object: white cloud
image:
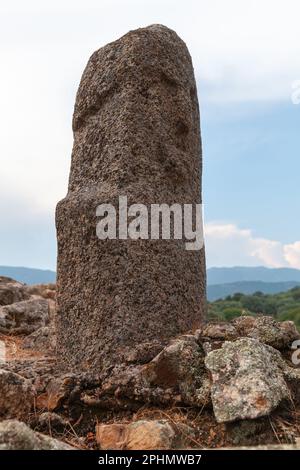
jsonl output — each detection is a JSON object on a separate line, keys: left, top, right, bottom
{"left": 284, "top": 242, "right": 300, "bottom": 269}
{"left": 0, "top": 1, "right": 299, "bottom": 268}
{"left": 0, "top": 0, "right": 299, "bottom": 213}
{"left": 205, "top": 222, "right": 300, "bottom": 269}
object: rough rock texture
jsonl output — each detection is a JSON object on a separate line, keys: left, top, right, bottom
{"left": 80, "top": 334, "right": 210, "bottom": 408}
{"left": 23, "top": 325, "right": 56, "bottom": 354}
{"left": 56, "top": 25, "right": 206, "bottom": 374}
{"left": 0, "top": 298, "right": 49, "bottom": 335}
{"left": 0, "top": 369, "right": 34, "bottom": 419}
{"left": 232, "top": 315, "right": 300, "bottom": 350}
{"left": 96, "top": 420, "right": 176, "bottom": 450}
{"left": 140, "top": 335, "right": 210, "bottom": 406}
{"left": 126, "top": 420, "right": 175, "bottom": 450}
{"left": 1, "top": 358, "right": 57, "bottom": 396}
{"left": 0, "top": 420, "right": 74, "bottom": 450}
{"left": 0, "top": 277, "right": 29, "bottom": 306}
{"left": 35, "top": 374, "right": 80, "bottom": 411}
{"left": 96, "top": 423, "right": 127, "bottom": 450}
{"left": 205, "top": 338, "right": 290, "bottom": 423}
{"left": 200, "top": 322, "right": 238, "bottom": 341}
{"left": 198, "top": 316, "right": 300, "bottom": 353}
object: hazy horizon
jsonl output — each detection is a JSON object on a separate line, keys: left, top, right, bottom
{"left": 1, "top": 0, "right": 299, "bottom": 270}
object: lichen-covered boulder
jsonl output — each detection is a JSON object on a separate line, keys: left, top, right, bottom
{"left": 141, "top": 335, "right": 210, "bottom": 406}
{"left": 205, "top": 338, "right": 289, "bottom": 423}
{"left": 232, "top": 315, "right": 299, "bottom": 350}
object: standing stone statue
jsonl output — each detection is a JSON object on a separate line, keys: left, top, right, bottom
{"left": 56, "top": 25, "right": 206, "bottom": 375}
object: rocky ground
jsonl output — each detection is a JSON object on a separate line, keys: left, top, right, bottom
{"left": 1, "top": 275, "right": 300, "bottom": 450}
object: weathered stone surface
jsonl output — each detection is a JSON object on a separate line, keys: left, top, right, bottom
{"left": 96, "top": 423, "right": 127, "bottom": 450}
{"left": 1, "top": 358, "right": 56, "bottom": 396}
{"left": 200, "top": 322, "right": 238, "bottom": 341}
{"left": 0, "top": 369, "right": 34, "bottom": 419}
{"left": 232, "top": 315, "right": 300, "bottom": 349}
{"left": 36, "top": 374, "right": 79, "bottom": 411}
{"left": 82, "top": 334, "right": 210, "bottom": 409}
{"left": 96, "top": 420, "right": 176, "bottom": 450}
{"left": 56, "top": 24, "right": 206, "bottom": 374}
{"left": 205, "top": 338, "right": 289, "bottom": 423}
{"left": 0, "top": 298, "right": 49, "bottom": 335}
{"left": 0, "top": 420, "right": 74, "bottom": 450}
{"left": 23, "top": 325, "right": 56, "bottom": 354}
{"left": 0, "top": 277, "right": 29, "bottom": 306}
{"left": 140, "top": 335, "right": 210, "bottom": 406}
{"left": 126, "top": 420, "right": 175, "bottom": 450}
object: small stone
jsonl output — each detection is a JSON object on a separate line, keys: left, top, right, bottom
{"left": 0, "top": 369, "right": 34, "bottom": 419}
{"left": 205, "top": 338, "right": 289, "bottom": 423}
{"left": 36, "top": 374, "right": 78, "bottom": 411}
{"left": 126, "top": 420, "right": 175, "bottom": 450}
{"left": 96, "top": 423, "right": 127, "bottom": 450}
{"left": 96, "top": 420, "right": 176, "bottom": 450}
{"left": 0, "top": 420, "right": 74, "bottom": 450}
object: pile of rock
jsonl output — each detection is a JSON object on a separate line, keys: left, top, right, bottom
{"left": 1, "top": 275, "right": 300, "bottom": 450}
{"left": 0, "top": 276, "right": 56, "bottom": 353}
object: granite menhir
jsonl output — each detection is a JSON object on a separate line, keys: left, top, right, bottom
{"left": 56, "top": 25, "right": 206, "bottom": 375}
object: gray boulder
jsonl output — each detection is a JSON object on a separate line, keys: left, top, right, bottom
{"left": 0, "top": 420, "right": 74, "bottom": 450}
{"left": 232, "top": 315, "right": 299, "bottom": 350}
{"left": 0, "top": 277, "right": 29, "bottom": 306}
{"left": 205, "top": 338, "right": 289, "bottom": 423}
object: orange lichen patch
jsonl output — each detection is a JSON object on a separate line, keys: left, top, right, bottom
{"left": 256, "top": 396, "right": 268, "bottom": 409}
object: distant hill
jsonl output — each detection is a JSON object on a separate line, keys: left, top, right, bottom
{"left": 0, "top": 266, "right": 56, "bottom": 285}
{"left": 1, "top": 265, "right": 300, "bottom": 296}
{"left": 207, "top": 266, "right": 300, "bottom": 285}
{"left": 207, "top": 280, "right": 300, "bottom": 301}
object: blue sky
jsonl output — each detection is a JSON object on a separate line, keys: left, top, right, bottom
{"left": 202, "top": 100, "right": 300, "bottom": 242}
{"left": 0, "top": 0, "right": 299, "bottom": 270}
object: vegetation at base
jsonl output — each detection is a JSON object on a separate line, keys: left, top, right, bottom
{"left": 208, "top": 286, "right": 300, "bottom": 329}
